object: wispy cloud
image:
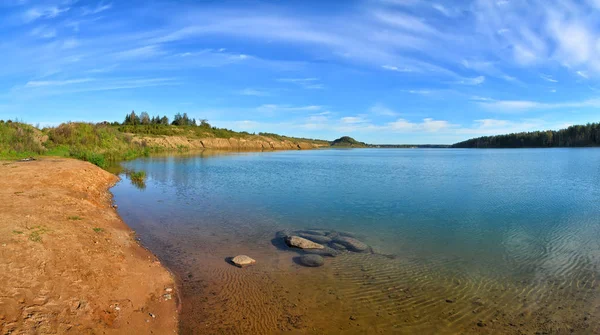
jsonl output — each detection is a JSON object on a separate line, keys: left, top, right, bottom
{"left": 81, "top": 2, "right": 112, "bottom": 16}
{"left": 540, "top": 74, "right": 558, "bottom": 83}
{"left": 277, "top": 78, "right": 324, "bottom": 89}
{"left": 369, "top": 104, "right": 398, "bottom": 117}
{"left": 114, "top": 45, "right": 164, "bottom": 59}
{"left": 381, "top": 65, "right": 412, "bottom": 72}
{"left": 23, "top": 5, "right": 70, "bottom": 22}
{"left": 476, "top": 97, "right": 600, "bottom": 112}
{"left": 25, "top": 78, "right": 94, "bottom": 87}
{"left": 456, "top": 76, "right": 485, "bottom": 85}
{"left": 257, "top": 104, "right": 322, "bottom": 112}
{"left": 30, "top": 25, "right": 56, "bottom": 39}
{"left": 238, "top": 88, "right": 271, "bottom": 96}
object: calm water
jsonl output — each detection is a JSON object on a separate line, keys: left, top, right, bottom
{"left": 112, "top": 149, "right": 600, "bottom": 334}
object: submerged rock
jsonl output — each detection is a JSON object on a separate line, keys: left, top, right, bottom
{"left": 297, "top": 233, "right": 332, "bottom": 244}
{"left": 329, "top": 242, "right": 347, "bottom": 251}
{"left": 302, "top": 246, "right": 340, "bottom": 257}
{"left": 297, "top": 255, "right": 324, "bottom": 267}
{"left": 231, "top": 255, "right": 256, "bottom": 268}
{"left": 337, "top": 231, "right": 357, "bottom": 238}
{"left": 285, "top": 236, "right": 324, "bottom": 249}
{"left": 298, "top": 229, "right": 328, "bottom": 236}
{"left": 275, "top": 229, "right": 293, "bottom": 239}
{"left": 332, "top": 236, "right": 369, "bottom": 252}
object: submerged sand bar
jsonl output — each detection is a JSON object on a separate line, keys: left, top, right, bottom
{"left": 0, "top": 158, "right": 178, "bottom": 334}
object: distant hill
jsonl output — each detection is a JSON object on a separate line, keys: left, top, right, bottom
{"left": 330, "top": 136, "right": 369, "bottom": 148}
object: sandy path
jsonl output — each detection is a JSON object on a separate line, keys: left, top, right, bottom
{"left": 0, "top": 158, "right": 178, "bottom": 334}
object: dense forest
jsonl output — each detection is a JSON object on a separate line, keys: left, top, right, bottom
{"left": 452, "top": 122, "right": 600, "bottom": 148}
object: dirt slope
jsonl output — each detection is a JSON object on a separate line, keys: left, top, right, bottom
{"left": 0, "top": 158, "right": 178, "bottom": 334}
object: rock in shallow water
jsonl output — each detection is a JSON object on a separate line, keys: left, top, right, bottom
{"left": 297, "top": 233, "right": 332, "bottom": 244}
{"left": 298, "top": 229, "right": 328, "bottom": 236}
{"left": 302, "top": 246, "right": 340, "bottom": 257}
{"left": 332, "top": 236, "right": 369, "bottom": 252}
{"left": 329, "top": 242, "right": 347, "bottom": 251}
{"left": 297, "top": 255, "right": 325, "bottom": 267}
{"left": 275, "top": 229, "right": 293, "bottom": 239}
{"left": 231, "top": 255, "right": 256, "bottom": 268}
{"left": 285, "top": 236, "right": 324, "bottom": 249}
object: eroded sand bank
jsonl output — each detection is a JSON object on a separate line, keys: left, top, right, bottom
{"left": 0, "top": 158, "right": 178, "bottom": 334}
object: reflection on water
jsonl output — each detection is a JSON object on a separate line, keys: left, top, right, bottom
{"left": 111, "top": 148, "right": 600, "bottom": 334}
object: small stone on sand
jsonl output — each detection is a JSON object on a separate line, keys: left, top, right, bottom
{"left": 231, "top": 255, "right": 256, "bottom": 268}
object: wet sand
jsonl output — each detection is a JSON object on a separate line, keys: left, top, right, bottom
{"left": 0, "top": 158, "right": 178, "bottom": 334}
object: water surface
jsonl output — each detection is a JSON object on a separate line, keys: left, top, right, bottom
{"left": 112, "top": 149, "right": 600, "bottom": 334}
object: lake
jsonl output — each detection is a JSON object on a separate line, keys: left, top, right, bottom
{"left": 111, "top": 148, "right": 600, "bottom": 334}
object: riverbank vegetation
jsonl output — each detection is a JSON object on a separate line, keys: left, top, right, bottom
{"left": 452, "top": 122, "right": 600, "bottom": 148}
{"left": 0, "top": 111, "right": 329, "bottom": 168}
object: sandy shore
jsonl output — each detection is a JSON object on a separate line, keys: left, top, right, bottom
{"left": 0, "top": 158, "right": 178, "bottom": 334}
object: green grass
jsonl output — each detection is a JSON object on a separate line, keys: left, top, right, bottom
{"left": 28, "top": 226, "right": 49, "bottom": 242}
{"left": 0, "top": 121, "right": 46, "bottom": 158}
{"left": 127, "top": 170, "right": 146, "bottom": 182}
{"left": 0, "top": 120, "right": 330, "bottom": 169}
{"left": 93, "top": 227, "right": 104, "bottom": 233}
{"left": 12, "top": 230, "right": 23, "bottom": 234}
{"left": 68, "top": 215, "right": 83, "bottom": 221}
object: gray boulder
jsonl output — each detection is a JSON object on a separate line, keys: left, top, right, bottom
{"left": 297, "top": 233, "right": 332, "bottom": 244}
{"left": 284, "top": 236, "right": 324, "bottom": 249}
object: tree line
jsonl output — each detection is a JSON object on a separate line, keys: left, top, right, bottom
{"left": 452, "top": 122, "right": 600, "bottom": 148}
{"left": 122, "top": 110, "right": 210, "bottom": 127}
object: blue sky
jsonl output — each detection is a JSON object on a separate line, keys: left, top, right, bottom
{"left": 2, "top": 0, "right": 600, "bottom": 144}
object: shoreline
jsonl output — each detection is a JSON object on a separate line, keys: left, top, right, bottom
{"left": 0, "top": 158, "right": 178, "bottom": 334}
